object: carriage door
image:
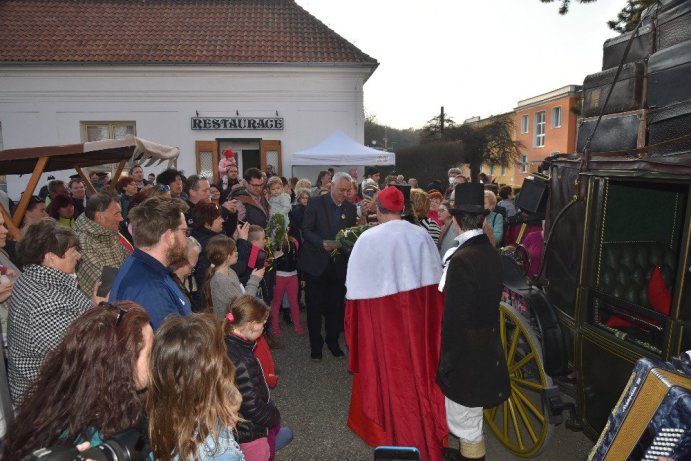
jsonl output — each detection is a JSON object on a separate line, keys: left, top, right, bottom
{"left": 261, "top": 140, "right": 282, "bottom": 176}
{"left": 575, "top": 176, "right": 688, "bottom": 437}
{"left": 195, "top": 140, "right": 219, "bottom": 182}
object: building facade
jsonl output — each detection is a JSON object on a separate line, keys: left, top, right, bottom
{"left": 0, "top": 0, "right": 378, "bottom": 199}
{"left": 513, "top": 85, "right": 582, "bottom": 185}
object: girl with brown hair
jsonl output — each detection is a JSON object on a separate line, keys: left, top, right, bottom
{"left": 225, "top": 295, "right": 292, "bottom": 461}
{"left": 203, "top": 234, "right": 264, "bottom": 321}
{"left": 2, "top": 302, "right": 153, "bottom": 461}
{"left": 147, "top": 313, "right": 244, "bottom": 461}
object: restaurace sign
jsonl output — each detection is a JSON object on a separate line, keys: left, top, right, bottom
{"left": 191, "top": 117, "right": 284, "bottom": 130}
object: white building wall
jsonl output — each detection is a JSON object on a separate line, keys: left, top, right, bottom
{"left": 0, "top": 64, "right": 370, "bottom": 200}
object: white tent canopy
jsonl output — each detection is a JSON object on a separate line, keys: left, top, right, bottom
{"left": 291, "top": 130, "right": 395, "bottom": 181}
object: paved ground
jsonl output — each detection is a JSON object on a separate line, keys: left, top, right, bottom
{"left": 270, "top": 311, "right": 594, "bottom": 461}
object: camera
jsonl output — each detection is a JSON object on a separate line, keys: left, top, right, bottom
{"left": 23, "top": 428, "right": 150, "bottom": 461}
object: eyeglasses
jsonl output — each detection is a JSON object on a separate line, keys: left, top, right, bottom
{"left": 248, "top": 182, "right": 263, "bottom": 188}
{"left": 174, "top": 227, "right": 192, "bottom": 237}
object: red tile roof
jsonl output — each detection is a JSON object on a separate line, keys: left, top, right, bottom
{"left": 0, "top": 0, "right": 378, "bottom": 66}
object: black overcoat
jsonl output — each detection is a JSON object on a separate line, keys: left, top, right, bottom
{"left": 436, "top": 234, "right": 510, "bottom": 407}
{"left": 297, "top": 193, "right": 357, "bottom": 277}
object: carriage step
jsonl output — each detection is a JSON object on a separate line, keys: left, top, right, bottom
{"left": 544, "top": 387, "right": 583, "bottom": 431}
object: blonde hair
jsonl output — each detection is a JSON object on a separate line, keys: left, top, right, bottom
{"left": 410, "top": 189, "right": 431, "bottom": 218}
{"left": 266, "top": 176, "right": 283, "bottom": 190}
{"left": 294, "top": 178, "right": 311, "bottom": 191}
{"left": 484, "top": 190, "right": 497, "bottom": 210}
{"left": 147, "top": 314, "right": 242, "bottom": 461}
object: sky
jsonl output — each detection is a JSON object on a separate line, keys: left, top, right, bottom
{"left": 295, "top": 0, "right": 625, "bottom": 130}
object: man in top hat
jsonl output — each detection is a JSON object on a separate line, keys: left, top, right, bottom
{"left": 437, "top": 183, "right": 509, "bottom": 461}
{"left": 345, "top": 186, "right": 447, "bottom": 461}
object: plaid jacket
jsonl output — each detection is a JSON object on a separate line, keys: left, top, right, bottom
{"left": 74, "top": 213, "right": 130, "bottom": 298}
{"left": 7, "top": 264, "right": 92, "bottom": 404}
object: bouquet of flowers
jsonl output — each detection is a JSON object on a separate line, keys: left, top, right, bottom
{"left": 330, "top": 223, "right": 376, "bottom": 257}
{"left": 265, "top": 213, "right": 287, "bottom": 252}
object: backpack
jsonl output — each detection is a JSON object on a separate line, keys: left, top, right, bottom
{"left": 491, "top": 205, "right": 508, "bottom": 247}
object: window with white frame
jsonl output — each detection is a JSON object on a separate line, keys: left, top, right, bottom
{"left": 489, "top": 164, "right": 495, "bottom": 176}
{"left": 500, "top": 164, "right": 506, "bottom": 176}
{"left": 81, "top": 121, "right": 137, "bottom": 173}
{"left": 534, "top": 111, "right": 546, "bottom": 147}
{"left": 552, "top": 106, "right": 562, "bottom": 128}
{"left": 520, "top": 154, "right": 529, "bottom": 173}
{"left": 81, "top": 121, "right": 136, "bottom": 142}
{"left": 521, "top": 114, "right": 529, "bottom": 134}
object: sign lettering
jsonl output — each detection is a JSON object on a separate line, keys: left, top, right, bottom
{"left": 191, "top": 117, "right": 284, "bottom": 130}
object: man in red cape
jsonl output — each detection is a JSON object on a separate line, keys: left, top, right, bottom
{"left": 345, "top": 186, "right": 447, "bottom": 461}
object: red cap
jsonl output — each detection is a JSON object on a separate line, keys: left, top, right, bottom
{"left": 378, "top": 186, "right": 404, "bottom": 212}
{"left": 223, "top": 148, "right": 235, "bottom": 158}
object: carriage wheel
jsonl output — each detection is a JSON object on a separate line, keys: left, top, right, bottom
{"left": 484, "top": 303, "right": 555, "bottom": 457}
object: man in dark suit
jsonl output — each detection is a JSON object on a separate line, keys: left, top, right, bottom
{"left": 437, "top": 183, "right": 509, "bottom": 461}
{"left": 298, "top": 171, "right": 357, "bottom": 361}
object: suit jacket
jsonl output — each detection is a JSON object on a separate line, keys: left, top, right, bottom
{"left": 297, "top": 193, "right": 357, "bottom": 277}
{"left": 436, "top": 233, "right": 510, "bottom": 407}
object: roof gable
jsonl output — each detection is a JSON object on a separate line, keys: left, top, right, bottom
{"left": 0, "top": 0, "right": 378, "bottom": 65}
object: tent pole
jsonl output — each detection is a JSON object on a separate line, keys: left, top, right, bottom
{"left": 12, "top": 156, "right": 49, "bottom": 229}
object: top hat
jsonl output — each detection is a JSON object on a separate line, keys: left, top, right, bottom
{"left": 449, "top": 183, "right": 489, "bottom": 216}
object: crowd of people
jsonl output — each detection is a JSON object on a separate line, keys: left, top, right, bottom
{"left": 0, "top": 154, "right": 541, "bottom": 461}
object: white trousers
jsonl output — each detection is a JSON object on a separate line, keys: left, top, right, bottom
{"left": 445, "top": 397, "right": 484, "bottom": 443}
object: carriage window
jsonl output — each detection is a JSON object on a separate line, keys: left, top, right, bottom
{"left": 588, "top": 179, "right": 687, "bottom": 354}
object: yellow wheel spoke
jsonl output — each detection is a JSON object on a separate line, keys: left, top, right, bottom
{"left": 502, "top": 399, "right": 509, "bottom": 438}
{"left": 507, "top": 397, "right": 525, "bottom": 450}
{"left": 488, "top": 405, "right": 498, "bottom": 421}
{"left": 506, "top": 325, "right": 521, "bottom": 366}
{"left": 511, "top": 383, "right": 547, "bottom": 424}
{"left": 499, "top": 309, "right": 507, "bottom": 350}
{"left": 513, "top": 377, "right": 545, "bottom": 391}
{"left": 512, "top": 390, "right": 539, "bottom": 443}
{"left": 509, "top": 352, "right": 536, "bottom": 374}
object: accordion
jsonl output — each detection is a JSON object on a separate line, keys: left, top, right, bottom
{"left": 588, "top": 357, "right": 691, "bottom": 461}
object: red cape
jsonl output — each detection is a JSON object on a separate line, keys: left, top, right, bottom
{"left": 345, "top": 285, "right": 447, "bottom": 461}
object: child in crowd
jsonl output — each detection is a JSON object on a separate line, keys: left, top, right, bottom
{"left": 224, "top": 295, "right": 293, "bottom": 461}
{"left": 267, "top": 176, "right": 291, "bottom": 251}
{"left": 203, "top": 234, "right": 265, "bottom": 321}
{"left": 267, "top": 176, "right": 291, "bottom": 222}
{"left": 147, "top": 314, "right": 244, "bottom": 461}
{"left": 270, "top": 232, "right": 303, "bottom": 337}
{"left": 288, "top": 188, "right": 309, "bottom": 243}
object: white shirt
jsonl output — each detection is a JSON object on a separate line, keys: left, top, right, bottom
{"left": 438, "top": 228, "right": 484, "bottom": 292}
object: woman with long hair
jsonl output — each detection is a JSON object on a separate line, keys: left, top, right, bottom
{"left": 2, "top": 302, "right": 153, "bottom": 460}
{"left": 147, "top": 314, "right": 244, "bottom": 461}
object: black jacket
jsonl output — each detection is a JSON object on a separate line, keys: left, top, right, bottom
{"left": 436, "top": 234, "right": 510, "bottom": 407}
{"left": 225, "top": 334, "right": 281, "bottom": 443}
{"left": 297, "top": 193, "right": 357, "bottom": 277}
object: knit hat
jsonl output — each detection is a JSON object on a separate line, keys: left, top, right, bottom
{"left": 223, "top": 148, "right": 235, "bottom": 159}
